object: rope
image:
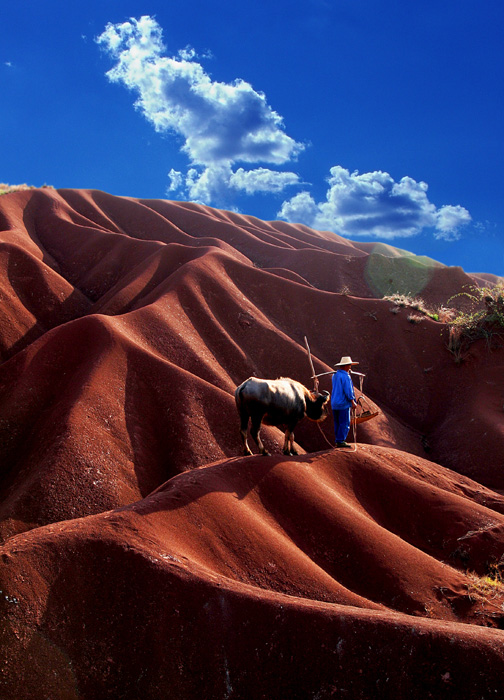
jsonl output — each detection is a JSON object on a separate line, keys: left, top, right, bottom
{"left": 315, "top": 411, "right": 358, "bottom": 452}
{"left": 317, "top": 420, "right": 336, "bottom": 449}
{"left": 349, "top": 410, "right": 358, "bottom": 453}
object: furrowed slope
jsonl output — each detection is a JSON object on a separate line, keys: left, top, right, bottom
{"left": 1, "top": 187, "right": 503, "bottom": 698}
{"left": 2, "top": 449, "right": 504, "bottom": 700}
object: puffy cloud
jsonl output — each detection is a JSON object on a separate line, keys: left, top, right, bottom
{"left": 97, "top": 16, "right": 303, "bottom": 200}
{"left": 435, "top": 205, "right": 472, "bottom": 240}
{"left": 167, "top": 169, "right": 184, "bottom": 192}
{"left": 97, "top": 17, "right": 471, "bottom": 237}
{"left": 167, "top": 164, "right": 300, "bottom": 203}
{"left": 276, "top": 191, "right": 319, "bottom": 226}
{"left": 278, "top": 166, "right": 471, "bottom": 239}
{"left": 185, "top": 166, "right": 233, "bottom": 203}
{"left": 229, "top": 168, "right": 300, "bottom": 194}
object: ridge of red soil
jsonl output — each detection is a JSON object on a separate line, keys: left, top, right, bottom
{"left": 0, "top": 188, "right": 503, "bottom": 698}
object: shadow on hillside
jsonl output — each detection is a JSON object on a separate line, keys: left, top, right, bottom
{"left": 130, "top": 451, "right": 330, "bottom": 517}
{"left": 3, "top": 257, "right": 91, "bottom": 362}
{"left": 1, "top": 201, "right": 92, "bottom": 362}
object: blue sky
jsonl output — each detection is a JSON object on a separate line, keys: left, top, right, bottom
{"left": 2, "top": 1, "right": 503, "bottom": 275}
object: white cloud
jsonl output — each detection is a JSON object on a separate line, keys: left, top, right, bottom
{"left": 278, "top": 166, "right": 471, "bottom": 240}
{"left": 167, "top": 169, "right": 184, "bottom": 192}
{"left": 185, "top": 166, "right": 233, "bottom": 203}
{"left": 276, "top": 191, "right": 319, "bottom": 225}
{"left": 167, "top": 164, "right": 300, "bottom": 202}
{"left": 97, "top": 16, "right": 303, "bottom": 202}
{"left": 435, "top": 205, "right": 472, "bottom": 240}
{"left": 229, "top": 168, "right": 300, "bottom": 194}
{"left": 177, "top": 46, "right": 197, "bottom": 61}
{"left": 97, "top": 16, "right": 471, "bottom": 238}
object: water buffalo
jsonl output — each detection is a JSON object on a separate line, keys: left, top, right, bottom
{"left": 235, "top": 377, "right": 330, "bottom": 456}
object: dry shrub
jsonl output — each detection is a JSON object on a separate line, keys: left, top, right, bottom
{"left": 466, "top": 565, "right": 504, "bottom": 612}
{"left": 407, "top": 313, "right": 424, "bottom": 324}
{"left": 0, "top": 183, "right": 53, "bottom": 195}
{"left": 437, "top": 306, "right": 458, "bottom": 323}
{"left": 446, "top": 284, "right": 504, "bottom": 361}
{"left": 384, "top": 294, "right": 439, "bottom": 321}
{"left": 447, "top": 325, "right": 464, "bottom": 363}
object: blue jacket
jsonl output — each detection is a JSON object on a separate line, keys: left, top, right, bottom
{"left": 331, "top": 370, "right": 356, "bottom": 409}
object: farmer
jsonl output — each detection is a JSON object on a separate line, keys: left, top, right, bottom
{"left": 331, "top": 356, "right": 359, "bottom": 448}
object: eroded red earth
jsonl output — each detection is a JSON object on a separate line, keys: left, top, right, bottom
{"left": 0, "top": 188, "right": 503, "bottom": 698}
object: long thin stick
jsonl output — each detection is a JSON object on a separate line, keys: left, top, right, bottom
{"left": 304, "top": 336, "right": 319, "bottom": 392}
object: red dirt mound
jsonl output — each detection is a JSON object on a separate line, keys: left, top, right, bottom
{"left": 0, "top": 188, "right": 503, "bottom": 698}
{"left": 2, "top": 450, "right": 504, "bottom": 699}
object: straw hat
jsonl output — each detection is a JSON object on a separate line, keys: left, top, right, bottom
{"left": 334, "top": 356, "right": 359, "bottom": 367}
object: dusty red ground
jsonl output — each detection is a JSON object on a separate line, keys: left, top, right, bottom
{"left": 0, "top": 188, "right": 503, "bottom": 698}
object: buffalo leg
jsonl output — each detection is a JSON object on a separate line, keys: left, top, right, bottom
{"left": 283, "top": 427, "right": 298, "bottom": 456}
{"left": 239, "top": 411, "right": 253, "bottom": 456}
{"left": 251, "top": 414, "right": 270, "bottom": 456}
{"left": 282, "top": 430, "right": 291, "bottom": 455}
{"left": 289, "top": 431, "right": 298, "bottom": 455}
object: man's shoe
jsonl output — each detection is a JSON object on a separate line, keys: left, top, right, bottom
{"left": 336, "top": 441, "right": 350, "bottom": 448}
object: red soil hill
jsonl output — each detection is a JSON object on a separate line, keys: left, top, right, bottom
{"left": 0, "top": 188, "right": 503, "bottom": 698}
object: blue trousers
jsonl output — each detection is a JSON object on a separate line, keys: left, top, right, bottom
{"left": 332, "top": 408, "right": 351, "bottom": 443}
